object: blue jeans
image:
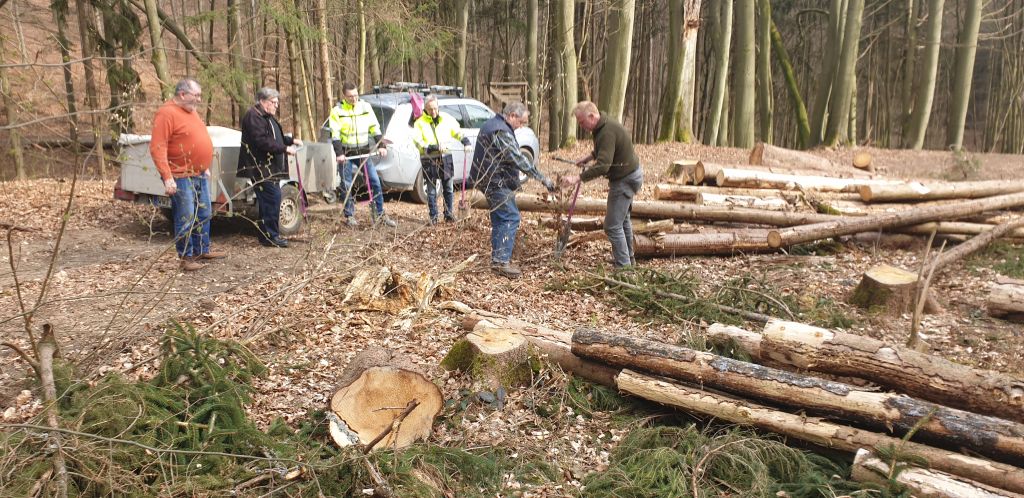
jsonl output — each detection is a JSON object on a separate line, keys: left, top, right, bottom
{"left": 339, "top": 157, "right": 385, "bottom": 218}
{"left": 426, "top": 178, "right": 455, "bottom": 220}
{"left": 485, "top": 186, "right": 520, "bottom": 264}
{"left": 171, "top": 176, "right": 212, "bottom": 258}
{"left": 605, "top": 167, "right": 643, "bottom": 267}
{"left": 254, "top": 180, "right": 282, "bottom": 242}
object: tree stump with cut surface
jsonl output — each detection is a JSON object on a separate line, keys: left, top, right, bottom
{"left": 441, "top": 326, "right": 532, "bottom": 390}
{"left": 850, "top": 264, "right": 939, "bottom": 315}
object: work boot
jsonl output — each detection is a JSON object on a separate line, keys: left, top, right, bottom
{"left": 345, "top": 216, "right": 359, "bottom": 227}
{"left": 180, "top": 257, "right": 205, "bottom": 272}
{"left": 428, "top": 217, "right": 438, "bottom": 226}
{"left": 375, "top": 213, "right": 398, "bottom": 228}
{"left": 490, "top": 261, "right": 522, "bottom": 279}
{"left": 199, "top": 249, "right": 226, "bottom": 259}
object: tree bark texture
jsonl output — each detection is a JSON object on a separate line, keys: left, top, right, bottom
{"left": 824, "top": 0, "right": 865, "bottom": 146}
{"left": 731, "top": 0, "right": 756, "bottom": 147}
{"left": 707, "top": 319, "right": 1024, "bottom": 424}
{"left": 946, "top": 0, "right": 982, "bottom": 151}
{"left": 906, "top": 0, "right": 946, "bottom": 150}
{"left": 706, "top": 0, "right": 732, "bottom": 145}
{"left": 716, "top": 168, "right": 901, "bottom": 193}
{"left": 572, "top": 328, "right": 1024, "bottom": 463}
{"left": 598, "top": 0, "right": 634, "bottom": 122}
{"left": 809, "top": 0, "right": 845, "bottom": 146}
{"left": 851, "top": 448, "right": 1020, "bottom": 498}
{"left": 988, "top": 278, "right": 1024, "bottom": 323}
{"left": 755, "top": 0, "right": 773, "bottom": 143}
{"left": 749, "top": 143, "right": 837, "bottom": 172}
{"left": 616, "top": 369, "right": 1024, "bottom": 495}
{"left": 557, "top": 0, "right": 578, "bottom": 147}
{"left": 859, "top": 180, "right": 1024, "bottom": 203}
{"left": 657, "top": 0, "right": 685, "bottom": 142}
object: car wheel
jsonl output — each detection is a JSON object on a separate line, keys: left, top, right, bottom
{"left": 411, "top": 169, "right": 433, "bottom": 205}
{"left": 278, "top": 184, "right": 303, "bottom": 235}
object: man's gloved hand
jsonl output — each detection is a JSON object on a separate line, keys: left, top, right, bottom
{"left": 542, "top": 178, "right": 556, "bottom": 193}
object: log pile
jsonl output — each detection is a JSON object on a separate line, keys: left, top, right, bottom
{"left": 444, "top": 306, "right": 1024, "bottom": 495}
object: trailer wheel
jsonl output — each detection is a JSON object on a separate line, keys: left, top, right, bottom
{"left": 279, "top": 184, "right": 303, "bottom": 235}
{"left": 411, "top": 169, "right": 431, "bottom": 205}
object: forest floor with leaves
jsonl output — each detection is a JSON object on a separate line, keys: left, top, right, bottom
{"left": 2, "top": 142, "right": 1023, "bottom": 495}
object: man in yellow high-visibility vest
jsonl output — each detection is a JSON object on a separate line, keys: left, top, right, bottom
{"left": 412, "top": 95, "right": 471, "bottom": 224}
{"left": 328, "top": 82, "right": 396, "bottom": 228}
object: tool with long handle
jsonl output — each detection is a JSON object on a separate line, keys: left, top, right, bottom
{"left": 554, "top": 159, "right": 587, "bottom": 260}
{"left": 457, "top": 152, "right": 470, "bottom": 220}
{"left": 292, "top": 144, "right": 308, "bottom": 215}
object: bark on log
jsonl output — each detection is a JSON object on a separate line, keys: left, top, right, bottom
{"left": 440, "top": 327, "right": 531, "bottom": 389}
{"left": 849, "top": 263, "right": 940, "bottom": 315}
{"left": 634, "top": 230, "right": 777, "bottom": 256}
{"left": 716, "top": 168, "right": 903, "bottom": 193}
{"left": 850, "top": 448, "right": 1021, "bottom": 498}
{"left": 988, "top": 278, "right": 1024, "bottom": 323}
{"left": 330, "top": 350, "right": 443, "bottom": 451}
{"left": 699, "top": 161, "right": 874, "bottom": 186}
{"left": 616, "top": 370, "right": 1024, "bottom": 495}
{"left": 766, "top": 191, "right": 1024, "bottom": 248}
{"left": 695, "top": 192, "right": 793, "bottom": 211}
{"left": 705, "top": 319, "right": 1024, "bottom": 424}
{"left": 572, "top": 328, "right": 1024, "bottom": 463}
{"left": 926, "top": 218, "right": 1024, "bottom": 276}
{"left": 654, "top": 183, "right": 802, "bottom": 202}
{"left": 665, "top": 159, "right": 700, "bottom": 184}
{"left": 859, "top": 180, "right": 1024, "bottom": 203}
{"left": 901, "top": 221, "right": 1024, "bottom": 239}
{"left": 749, "top": 142, "right": 836, "bottom": 171}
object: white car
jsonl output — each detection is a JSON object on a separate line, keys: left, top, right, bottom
{"left": 320, "top": 92, "right": 541, "bottom": 203}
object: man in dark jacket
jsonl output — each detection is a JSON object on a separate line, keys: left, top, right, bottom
{"left": 471, "top": 102, "right": 555, "bottom": 278}
{"left": 238, "top": 87, "right": 302, "bottom": 247}
{"left": 562, "top": 101, "right": 643, "bottom": 268}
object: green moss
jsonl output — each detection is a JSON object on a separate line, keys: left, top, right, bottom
{"left": 440, "top": 339, "right": 476, "bottom": 371}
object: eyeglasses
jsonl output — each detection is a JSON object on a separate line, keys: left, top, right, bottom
{"left": 267, "top": 100, "right": 280, "bottom": 106}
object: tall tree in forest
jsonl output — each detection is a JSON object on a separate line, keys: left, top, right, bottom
{"left": 905, "top": 0, "right": 944, "bottom": 150}
{"left": 598, "top": 0, "right": 634, "bottom": 122}
{"left": 658, "top": 0, "right": 685, "bottom": 141}
{"left": 527, "top": 0, "right": 539, "bottom": 129}
{"left": 809, "top": 0, "right": 844, "bottom": 146}
{"left": 706, "top": 0, "right": 733, "bottom": 145}
{"left": 76, "top": 0, "right": 104, "bottom": 174}
{"left": 771, "top": 20, "right": 810, "bottom": 148}
{"left": 676, "top": 0, "right": 703, "bottom": 142}
{"left": 455, "top": 0, "right": 470, "bottom": 89}
{"left": 316, "top": 0, "right": 333, "bottom": 114}
{"left": 755, "top": 0, "right": 773, "bottom": 142}
{"left": 357, "top": 0, "right": 366, "bottom": 89}
{"left": 227, "top": 0, "right": 248, "bottom": 124}
{"left": 142, "top": 0, "right": 171, "bottom": 99}
{"left": 50, "top": 0, "right": 79, "bottom": 143}
{"left": 95, "top": 0, "right": 143, "bottom": 136}
{"left": 947, "top": 0, "right": 981, "bottom": 151}
{"left": 0, "top": 35, "right": 25, "bottom": 180}
{"left": 899, "top": 0, "right": 919, "bottom": 145}
{"left": 556, "top": 0, "right": 577, "bottom": 147}
{"left": 823, "top": 0, "right": 864, "bottom": 146}
{"left": 548, "top": 0, "right": 564, "bottom": 150}
{"left": 731, "top": 0, "right": 756, "bottom": 147}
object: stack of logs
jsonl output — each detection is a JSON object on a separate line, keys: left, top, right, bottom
{"left": 486, "top": 142, "right": 1024, "bottom": 322}
{"left": 459, "top": 309, "right": 1024, "bottom": 497}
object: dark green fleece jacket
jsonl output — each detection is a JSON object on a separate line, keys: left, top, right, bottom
{"left": 580, "top": 112, "right": 640, "bottom": 182}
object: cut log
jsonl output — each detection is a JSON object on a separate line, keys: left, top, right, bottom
{"left": 716, "top": 168, "right": 903, "bottom": 193}
{"left": 616, "top": 370, "right": 1024, "bottom": 495}
{"left": 695, "top": 192, "right": 793, "bottom": 211}
{"left": 541, "top": 215, "right": 604, "bottom": 232}
{"left": 655, "top": 183, "right": 802, "bottom": 202}
{"left": 571, "top": 328, "right": 1024, "bottom": 463}
{"left": 440, "top": 327, "right": 531, "bottom": 389}
{"left": 900, "top": 221, "right": 1024, "bottom": 239}
{"left": 665, "top": 159, "right": 700, "bottom": 184}
{"left": 634, "top": 230, "right": 776, "bottom": 256}
{"left": 852, "top": 151, "right": 873, "bottom": 171}
{"left": 849, "top": 263, "right": 940, "bottom": 315}
{"left": 749, "top": 142, "right": 836, "bottom": 172}
{"left": 859, "top": 180, "right": 1024, "bottom": 203}
{"left": 699, "top": 161, "right": 873, "bottom": 185}
{"left": 705, "top": 319, "right": 1024, "bottom": 424}
{"left": 329, "top": 350, "right": 444, "bottom": 451}
{"left": 926, "top": 218, "right": 1024, "bottom": 277}
{"left": 766, "top": 191, "right": 1024, "bottom": 248}
{"left": 851, "top": 448, "right": 1021, "bottom": 498}
{"left": 988, "top": 277, "right": 1024, "bottom": 323}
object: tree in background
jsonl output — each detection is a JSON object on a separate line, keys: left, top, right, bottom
{"left": 905, "top": 0, "right": 945, "bottom": 150}
{"left": 947, "top": 0, "right": 981, "bottom": 151}
{"left": 598, "top": 0, "right": 634, "bottom": 122}
{"left": 731, "top": 0, "right": 756, "bottom": 147}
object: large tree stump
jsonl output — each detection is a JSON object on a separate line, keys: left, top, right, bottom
{"left": 851, "top": 449, "right": 1017, "bottom": 498}
{"left": 850, "top": 264, "right": 940, "bottom": 314}
{"left": 987, "top": 277, "right": 1024, "bottom": 322}
{"left": 329, "top": 350, "right": 443, "bottom": 451}
{"left": 441, "top": 326, "right": 533, "bottom": 389}
{"left": 665, "top": 159, "right": 699, "bottom": 184}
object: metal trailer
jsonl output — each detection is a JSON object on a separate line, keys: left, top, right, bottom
{"left": 113, "top": 126, "right": 338, "bottom": 235}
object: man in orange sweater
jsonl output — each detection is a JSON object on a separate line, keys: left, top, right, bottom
{"left": 150, "top": 78, "right": 225, "bottom": 271}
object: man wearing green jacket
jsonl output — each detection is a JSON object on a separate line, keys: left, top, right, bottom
{"left": 562, "top": 101, "right": 644, "bottom": 268}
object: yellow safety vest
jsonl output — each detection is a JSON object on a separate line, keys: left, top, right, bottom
{"left": 412, "top": 111, "right": 464, "bottom": 156}
{"left": 328, "top": 100, "right": 381, "bottom": 148}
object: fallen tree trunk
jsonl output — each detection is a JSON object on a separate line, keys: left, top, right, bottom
{"left": 634, "top": 230, "right": 776, "bottom": 256}
{"left": 665, "top": 159, "right": 700, "bottom": 184}
{"left": 749, "top": 142, "right": 835, "bottom": 172}
{"left": 572, "top": 328, "right": 1024, "bottom": 463}
{"left": 859, "top": 180, "right": 1024, "bottom": 203}
{"left": 704, "top": 319, "right": 1024, "bottom": 424}
{"left": 850, "top": 448, "right": 1021, "bottom": 498}
{"left": 716, "top": 168, "right": 902, "bottom": 193}
{"left": 699, "top": 161, "right": 873, "bottom": 186}
{"left": 653, "top": 183, "right": 817, "bottom": 202}
{"left": 766, "top": 191, "right": 1024, "bottom": 248}
{"left": 926, "top": 218, "right": 1024, "bottom": 276}
{"left": 988, "top": 277, "right": 1024, "bottom": 323}
{"left": 695, "top": 192, "right": 793, "bottom": 211}
{"left": 616, "top": 370, "right": 1024, "bottom": 495}
{"left": 899, "top": 221, "right": 1024, "bottom": 238}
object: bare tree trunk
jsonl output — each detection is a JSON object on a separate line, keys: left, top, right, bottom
{"left": 316, "top": 0, "right": 333, "bottom": 114}
{"left": 731, "top": 0, "right": 756, "bottom": 147}
{"left": 946, "top": 0, "right": 982, "bottom": 151}
{"left": 755, "top": 0, "right": 772, "bottom": 142}
{"left": 706, "top": 0, "right": 733, "bottom": 144}
{"left": 455, "top": 0, "right": 470, "bottom": 89}
{"left": 557, "top": 0, "right": 577, "bottom": 147}
{"left": 657, "top": 0, "right": 685, "bottom": 141}
{"left": 527, "top": 0, "right": 539, "bottom": 129}
{"left": 143, "top": 0, "right": 172, "bottom": 99}
{"left": 50, "top": 1, "right": 79, "bottom": 144}
{"left": 906, "top": 0, "right": 945, "bottom": 150}
{"left": 357, "top": 0, "right": 366, "bottom": 89}
{"left": 823, "top": 0, "right": 864, "bottom": 146}
{"left": 598, "top": 0, "right": 634, "bottom": 122}
{"left": 548, "top": 0, "right": 564, "bottom": 150}
{"left": 769, "top": 20, "right": 809, "bottom": 148}
{"left": 899, "top": 0, "right": 919, "bottom": 146}
{"left": 809, "top": 0, "right": 844, "bottom": 146}
{"left": 0, "top": 35, "right": 25, "bottom": 180}
{"left": 676, "top": 0, "right": 703, "bottom": 142}
{"left": 75, "top": 0, "right": 105, "bottom": 177}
